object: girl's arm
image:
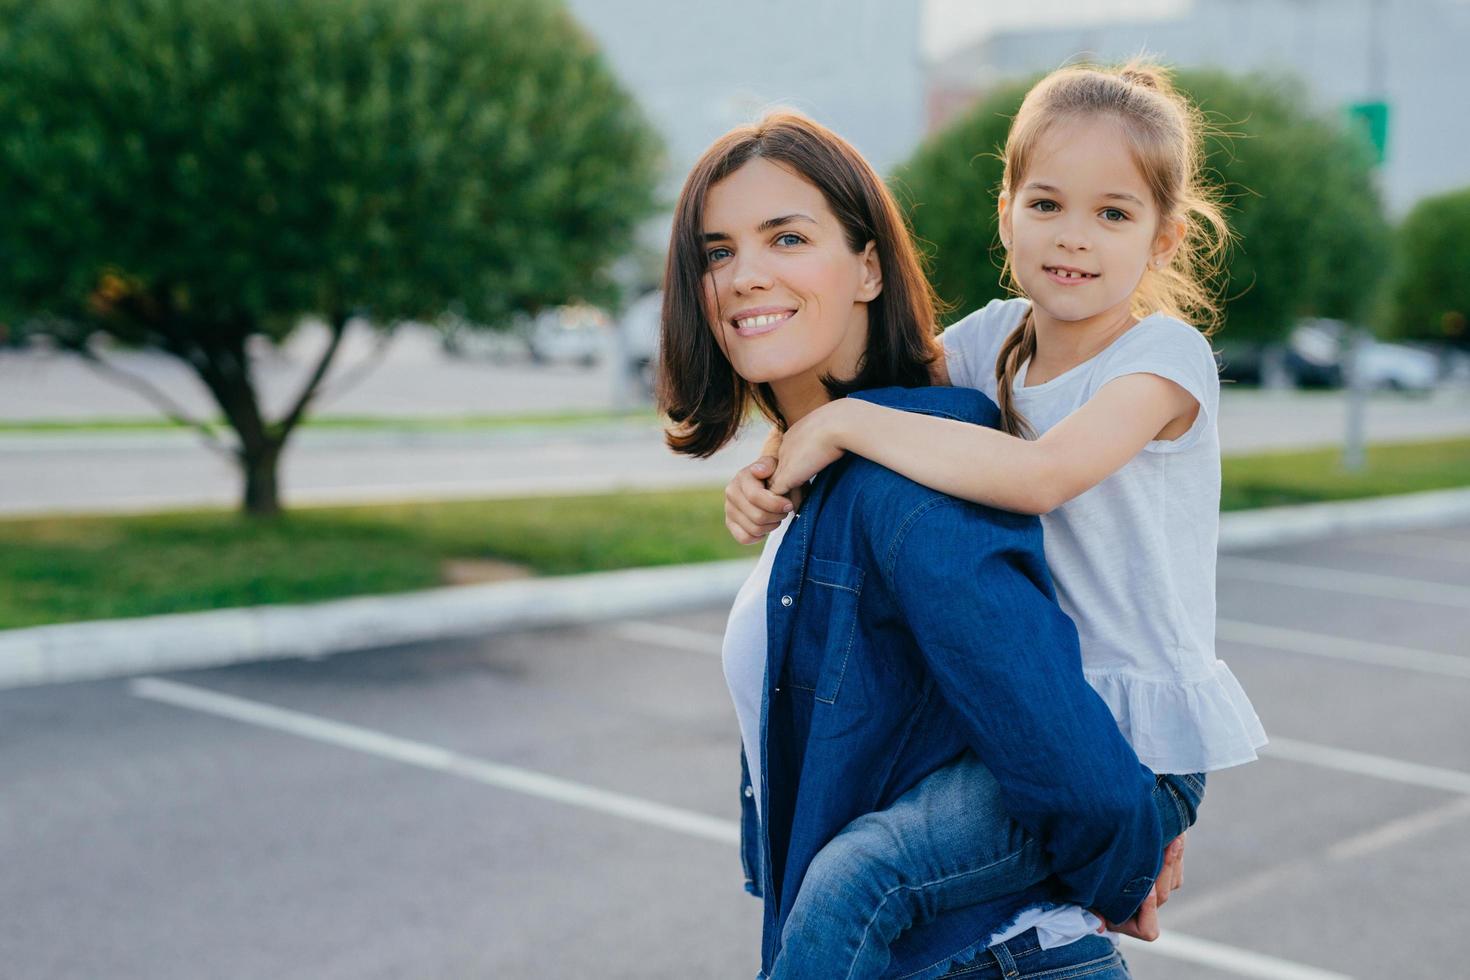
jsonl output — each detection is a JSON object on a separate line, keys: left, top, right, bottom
{"left": 768, "top": 373, "right": 1199, "bottom": 514}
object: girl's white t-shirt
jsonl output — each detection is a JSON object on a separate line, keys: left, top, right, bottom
{"left": 942, "top": 297, "right": 1266, "bottom": 774}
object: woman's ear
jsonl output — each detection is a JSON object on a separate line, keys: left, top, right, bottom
{"left": 856, "top": 241, "right": 882, "bottom": 302}
{"left": 1152, "top": 215, "right": 1187, "bottom": 270}
{"left": 997, "top": 193, "right": 1013, "bottom": 251}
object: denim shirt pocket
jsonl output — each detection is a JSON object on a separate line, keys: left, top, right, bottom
{"left": 798, "top": 558, "right": 864, "bottom": 705}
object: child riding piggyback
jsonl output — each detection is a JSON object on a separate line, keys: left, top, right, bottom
{"left": 724, "top": 62, "right": 1268, "bottom": 978}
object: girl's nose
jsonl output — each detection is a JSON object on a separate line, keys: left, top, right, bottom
{"left": 1054, "top": 224, "right": 1091, "bottom": 251}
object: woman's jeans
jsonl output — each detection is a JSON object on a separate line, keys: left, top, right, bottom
{"left": 769, "top": 752, "right": 1205, "bottom": 980}
{"left": 937, "top": 928, "right": 1129, "bottom": 979}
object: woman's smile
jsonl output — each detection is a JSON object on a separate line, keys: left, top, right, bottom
{"left": 731, "top": 307, "right": 797, "bottom": 336}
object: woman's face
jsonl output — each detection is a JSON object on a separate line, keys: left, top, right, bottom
{"left": 700, "top": 158, "right": 881, "bottom": 390}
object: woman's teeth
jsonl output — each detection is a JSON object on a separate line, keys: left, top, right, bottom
{"left": 737, "top": 313, "right": 787, "bottom": 329}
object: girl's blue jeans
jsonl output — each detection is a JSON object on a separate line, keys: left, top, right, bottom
{"left": 769, "top": 752, "right": 1205, "bottom": 980}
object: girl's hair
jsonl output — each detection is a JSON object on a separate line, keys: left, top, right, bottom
{"left": 993, "top": 61, "right": 1231, "bottom": 439}
{"left": 659, "top": 111, "right": 943, "bottom": 458}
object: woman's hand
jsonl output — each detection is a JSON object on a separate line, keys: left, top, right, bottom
{"left": 724, "top": 456, "right": 794, "bottom": 544}
{"left": 1100, "top": 833, "right": 1186, "bottom": 942}
{"left": 768, "top": 400, "right": 854, "bottom": 496}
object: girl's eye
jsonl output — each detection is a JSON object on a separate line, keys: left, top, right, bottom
{"left": 774, "top": 232, "right": 806, "bottom": 247}
{"left": 1101, "top": 208, "right": 1129, "bottom": 222}
{"left": 707, "top": 246, "right": 733, "bottom": 263}
{"left": 1030, "top": 199, "right": 1060, "bottom": 213}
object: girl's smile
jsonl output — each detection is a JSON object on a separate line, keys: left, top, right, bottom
{"left": 1043, "top": 264, "right": 1101, "bottom": 284}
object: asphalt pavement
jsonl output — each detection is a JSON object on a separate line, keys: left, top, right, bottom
{"left": 3, "top": 521, "right": 1468, "bottom": 978}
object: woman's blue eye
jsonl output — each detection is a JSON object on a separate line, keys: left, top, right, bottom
{"left": 1031, "top": 200, "right": 1059, "bottom": 213}
{"left": 774, "top": 232, "right": 805, "bottom": 246}
{"left": 1101, "top": 208, "right": 1129, "bottom": 222}
{"left": 707, "top": 246, "right": 732, "bottom": 263}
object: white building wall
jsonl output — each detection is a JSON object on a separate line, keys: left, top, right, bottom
{"left": 564, "top": 0, "right": 926, "bottom": 189}
{"left": 930, "top": 0, "right": 1470, "bottom": 214}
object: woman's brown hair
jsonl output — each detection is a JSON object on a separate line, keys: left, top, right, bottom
{"left": 993, "top": 61, "right": 1232, "bottom": 439}
{"left": 658, "top": 111, "right": 943, "bottom": 457}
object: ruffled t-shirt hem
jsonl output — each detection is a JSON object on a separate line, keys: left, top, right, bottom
{"left": 1084, "top": 659, "right": 1268, "bottom": 774}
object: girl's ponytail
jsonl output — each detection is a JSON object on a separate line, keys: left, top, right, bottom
{"left": 993, "top": 311, "right": 1037, "bottom": 440}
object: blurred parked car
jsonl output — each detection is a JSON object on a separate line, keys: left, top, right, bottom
{"left": 441, "top": 304, "right": 611, "bottom": 367}
{"left": 619, "top": 290, "right": 662, "bottom": 397}
{"left": 529, "top": 304, "right": 611, "bottom": 366}
{"left": 1355, "top": 339, "right": 1439, "bottom": 392}
{"left": 1216, "top": 319, "right": 1439, "bottom": 392}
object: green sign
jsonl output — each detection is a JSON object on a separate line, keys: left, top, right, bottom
{"left": 1347, "top": 100, "right": 1390, "bottom": 164}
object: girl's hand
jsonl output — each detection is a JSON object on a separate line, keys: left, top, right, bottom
{"left": 1098, "top": 833, "right": 1185, "bottom": 942}
{"left": 768, "top": 400, "right": 853, "bottom": 496}
{"left": 724, "top": 456, "right": 793, "bottom": 544}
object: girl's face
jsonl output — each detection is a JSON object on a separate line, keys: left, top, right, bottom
{"left": 700, "top": 158, "right": 881, "bottom": 391}
{"left": 1000, "top": 115, "right": 1182, "bottom": 326}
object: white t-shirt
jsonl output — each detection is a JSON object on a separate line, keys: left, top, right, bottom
{"left": 942, "top": 297, "right": 1267, "bottom": 773}
{"left": 722, "top": 516, "right": 1100, "bottom": 952}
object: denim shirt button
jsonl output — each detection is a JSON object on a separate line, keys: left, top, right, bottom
{"left": 780, "top": 595, "right": 793, "bottom": 607}
{"left": 743, "top": 785, "right": 754, "bottom": 798}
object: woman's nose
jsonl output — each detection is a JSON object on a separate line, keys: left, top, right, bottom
{"left": 731, "top": 253, "right": 773, "bottom": 293}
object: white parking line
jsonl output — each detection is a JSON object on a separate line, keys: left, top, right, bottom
{"left": 1217, "top": 619, "right": 1470, "bottom": 680}
{"left": 618, "top": 622, "right": 1470, "bottom": 798}
{"left": 1264, "top": 736, "right": 1470, "bottom": 796}
{"left": 609, "top": 620, "right": 723, "bottom": 656}
{"left": 1171, "top": 796, "right": 1470, "bottom": 928}
{"left": 132, "top": 677, "right": 1352, "bottom": 980}
{"left": 1326, "top": 796, "right": 1470, "bottom": 861}
{"left": 1343, "top": 536, "right": 1470, "bottom": 564}
{"left": 130, "top": 677, "right": 739, "bottom": 845}
{"left": 1120, "top": 932, "right": 1352, "bottom": 980}
{"left": 1217, "top": 557, "right": 1470, "bottom": 609}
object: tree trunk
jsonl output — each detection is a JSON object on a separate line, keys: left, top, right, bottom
{"left": 241, "top": 441, "right": 283, "bottom": 517}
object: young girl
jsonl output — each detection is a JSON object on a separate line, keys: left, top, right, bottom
{"left": 725, "top": 63, "right": 1267, "bottom": 977}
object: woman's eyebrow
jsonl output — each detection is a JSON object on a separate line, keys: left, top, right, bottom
{"left": 757, "top": 213, "right": 817, "bottom": 231}
{"left": 702, "top": 213, "right": 817, "bottom": 243}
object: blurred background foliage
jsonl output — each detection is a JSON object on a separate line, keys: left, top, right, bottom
{"left": 1390, "top": 186, "right": 1470, "bottom": 349}
{"left": 0, "top": 0, "right": 661, "bottom": 513}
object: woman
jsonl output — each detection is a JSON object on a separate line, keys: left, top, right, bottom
{"left": 657, "top": 112, "right": 1184, "bottom": 979}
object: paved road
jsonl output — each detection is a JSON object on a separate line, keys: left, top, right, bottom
{"left": 4, "top": 326, "right": 1470, "bottom": 516}
{"left": 4, "top": 389, "right": 1470, "bottom": 516}
{"left": 3, "top": 522, "right": 1467, "bottom": 978}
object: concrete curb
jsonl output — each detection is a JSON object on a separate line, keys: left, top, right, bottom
{"left": 0, "top": 560, "right": 757, "bottom": 691}
{"left": 1216, "top": 486, "right": 1470, "bottom": 551}
{"left": 4, "top": 487, "right": 1469, "bottom": 692}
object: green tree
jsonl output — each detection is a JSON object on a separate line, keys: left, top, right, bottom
{"left": 1389, "top": 186, "right": 1470, "bottom": 349}
{"left": 0, "top": 0, "right": 660, "bottom": 515}
{"left": 896, "top": 69, "right": 1390, "bottom": 343}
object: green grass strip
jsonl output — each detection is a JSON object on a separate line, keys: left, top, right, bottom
{"left": 0, "top": 409, "right": 658, "bottom": 435}
{"left": 1220, "top": 437, "right": 1470, "bottom": 510}
{"left": 1, "top": 437, "right": 1466, "bottom": 630}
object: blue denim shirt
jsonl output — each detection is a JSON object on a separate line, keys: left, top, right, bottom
{"left": 738, "top": 385, "right": 1167, "bottom": 976}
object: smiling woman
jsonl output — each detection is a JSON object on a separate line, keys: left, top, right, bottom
{"left": 657, "top": 112, "right": 940, "bottom": 458}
